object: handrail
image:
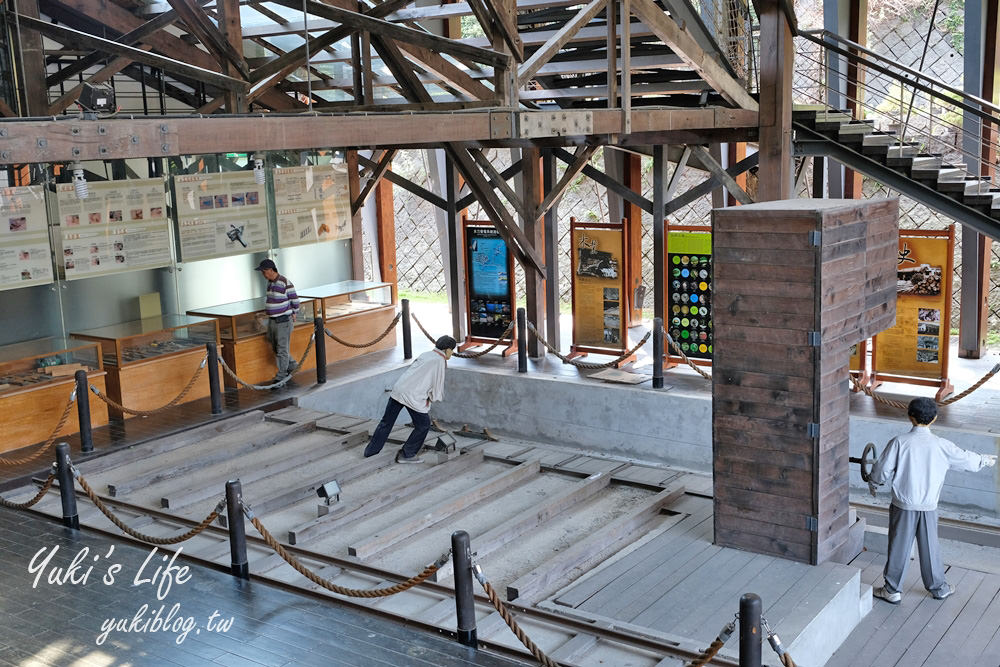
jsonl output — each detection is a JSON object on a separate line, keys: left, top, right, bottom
{"left": 798, "top": 29, "right": 1000, "bottom": 125}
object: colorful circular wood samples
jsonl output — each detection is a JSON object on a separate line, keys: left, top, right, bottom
{"left": 668, "top": 253, "right": 712, "bottom": 359}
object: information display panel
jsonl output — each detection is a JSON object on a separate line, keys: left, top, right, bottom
{"left": 54, "top": 178, "right": 171, "bottom": 280}
{"left": 873, "top": 227, "right": 954, "bottom": 397}
{"left": 463, "top": 220, "right": 515, "bottom": 341}
{"left": 0, "top": 186, "right": 53, "bottom": 290}
{"left": 666, "top": 227, "right": 712, "bottom": 362}
{"left": 273, "top": 164, "right": 352, "bottom": 247}
{"left": 570, "top": 218, "right": 627, "bottom": 354}
{"left": 174, "top": 171, "right": 269, "bottom": 261}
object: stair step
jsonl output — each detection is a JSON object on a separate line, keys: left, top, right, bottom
{"left": 964, "top": 180, "right": 997, "bottom": 194}
{"left": 886, "top": 145, "right": 920, "bottom": 159}
{"left": 836, "top": 121, "right": 876, "bottom": 135}
{"left": 814, "top": 111, "right": 853, "bottom": 124}
{"left": 937, "top": 168, "right": 969, "bottom": 181}
{"left": 793, "top": 103, "right": 831, "bottom": 112}
{"left": 861, "top": 134, "right": 901, "bottom": 146}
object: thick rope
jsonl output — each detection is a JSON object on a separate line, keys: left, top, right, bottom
{"left": 244, "top": 504, "right": 445, "bottom": 597}
{"left": 662, "top": 325, "right": 713, "bottom": 381}
{"left": 74, "top": 469, "right": 224, "bottom": 545}
{"left": 939, "top": 363, "right": 1000, "bottom": 405}
{"left": 688, "top": 620, "right": 735, "bottom": 667}
{"left": 325, "top": 312, "right": 401, "bottom": 349}
{"left": 218, "top": 335, "right": 315, "bottom": 391}
{"left": 411, "top": 314, "right": 515, "bottom": 358}
{"left": 526, "top": 320, "right": 649, "bottom": 370}
{"left": 90, "top": 356, "right": 208, "bottom": 416}
{"left": 851, "top": 363, "right": 999, "bottom": 410}
{"left": 0, "top": 393, "right": 75, "bottom": 466}
{"left": 850, "top": 376, "right": 908, "bottom": 409}
{"left": 473, "top": 564, "right": 558, "bottom": 667}
{"left": 0, "top": 473, "right": 56, "bottom": 510}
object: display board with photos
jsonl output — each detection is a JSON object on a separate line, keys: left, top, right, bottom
{"left": 463, "top": 219, "right": 515, "bottom": 343}
{"left": 0, "top": 185, "right": 53, "bottom": 290}
{"left": 570, "top": 218, "right": 628, "bottom": 354}
{"left": 872, "top": 226, "right": 954, "bottom": 398}
{"left": 54, "top": 178, "right": 172, "bottom": 280}
{"left": 174, "top": 171, "right": 269, "bottom": 261}
{"left": 273, "top": 163, "right": 352, "bottom": 247}
{"left": 666, "top": 226, "right": 712, "bottom": 363}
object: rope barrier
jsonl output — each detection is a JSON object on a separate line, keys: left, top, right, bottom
{"left": 662, "top": 325, "right": 712, "bottom": 381}
{"left": 938, "top": 362, "right": 1000, "bottom": 405}
{"left": 217, "top": 334, "right": 315, "bottom": 391}
{"left": 243, "top": 501, "right": 447, "bottom": 597}
{"left": 762, "top": 616, "right": 796, "bottom": 667}
{"left": 0, "top": 392, "right": 75, "bottom": 467}
{"left": 850, "top": 362, "right": 1000, "bottom": 410}
{"left": 472, "top": 562, "right": 558, "bottom": 667}
{"left": 0, "top": 472, "right": 57, "bottom": 510}
{"left": 525, "top": 320, "right": 649, "bottom": 369}
{"left": 687, "top": 618, "right": 735, "bottom": 667}
{"left": 90, "top": 355, "right": 208, "bottom": 416}
{"left": 410, "top": 314, "right": 516, "bottom": 358}
{"left": 325, "top": 312, "right": 401, "bottom": 349}
{"left": 74, "top": 468, "right": 225, "bottom": 545}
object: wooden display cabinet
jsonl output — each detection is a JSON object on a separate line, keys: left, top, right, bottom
{"left": 186, "top": 298, "right": 317, "bottom": 388}
{"left": 0, "top": 337, "right": 109, "bottom": 453}
{"left": 71, "top": 315, "right": 219, "bottom": 419}
{"left": 299, "top": 281, "right": 397, "bottom": 363}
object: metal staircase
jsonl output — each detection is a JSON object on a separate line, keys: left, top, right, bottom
{"left": 791, "top": 30, "right": 1000, "bottom": 242}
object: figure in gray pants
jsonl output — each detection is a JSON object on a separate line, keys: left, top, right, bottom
{"left": 869, "top": 397, "right": 997, "bottom": 604}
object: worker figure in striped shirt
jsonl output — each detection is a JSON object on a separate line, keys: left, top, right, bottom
{"left": 256, "top": 259, "right": 300, "bottom": 386}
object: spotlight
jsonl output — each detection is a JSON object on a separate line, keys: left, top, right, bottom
{"left": 77, "top": 82, "right": 115, "bottom": 113}
{"left": 316, "top": 480, "right": 341, "bottom": 505}
{"left": 252, "top": 154, "right": 266, "bottom": 185}
{"left": 70, "top": 162, "right": 88, "bottom": 200}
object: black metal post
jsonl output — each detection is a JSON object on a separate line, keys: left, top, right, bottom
{"left": 55, "top": 442, "right": 78, "bottom": 529}
{"left": 739, "top": 593, "right": 762, "bottom": 667}
{"left": 652, "top": 317, "right": 664, "bottom": 389}
{"left": 401, "top": 298, "right": 413, "bottom": 360}
{"left": 451, "top": 531, "right": 477, "bottom": 648}
{"left": 517, "top": 308, "right": 527, "bottom": 373}
{"left": 314, "top": 317, "right": 327, "bottom": 384}
{"left": 74, "top": 370, "right": 93, "bottom": 453}
{"left": 206, "top": 343, "right": 222, "bottom": 415}
{"left": 225, "top": 480, "right": 249, "bottom": 579}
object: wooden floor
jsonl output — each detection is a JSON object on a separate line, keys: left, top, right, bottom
{"left": 829, "top": 551, "right": 1000, "bottom": 666}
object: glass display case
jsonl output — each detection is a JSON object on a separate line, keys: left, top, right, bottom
{"left": 0, "top": 337, "right": 102, "bottom": 395}
{"left": 186, "top": 298, "right": 316, "bottom": 341}
{"left": 71, "top": 315, "right": 220, "bottom": 367}
{"left": 298, "top": 281, "right": 393, "bottom": 321}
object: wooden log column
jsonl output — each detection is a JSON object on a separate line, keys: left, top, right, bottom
{"left": 712, "top": 198, "right": 898, "bottom": 564}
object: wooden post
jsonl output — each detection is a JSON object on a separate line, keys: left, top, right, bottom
{"left": 757, "top": 0, "right": 795, "bottom": 201}
{"left": 843, "top": 0, "right": 867, "bottom": 198}
{"left": 346, "top": 151, "right": 365, "bottom": 280}
{"left": 623, "top": 152, "right": 644, "bottom": 321}
{"left": 652, "top": 145, "right": 666, "bottom": 325}
{"left": 726, "top": 143, "right": 748, "bottom": 207}
{"left": 543, "top": 149, "right": 561, "bottom": 349}
{"left": 12, "top": 0, "right": 48, "bottom": 115}
{"left": 217, "top": 0, "right": 248, "bottom": 113}
{"left": 522, "top": 147, "right": 545, "bottom": 358}
{"left": 446, "top": 158, "right": 464, "bottom": 341}
{"left": 375, "top": 169, "right": 398, "bottom": 303}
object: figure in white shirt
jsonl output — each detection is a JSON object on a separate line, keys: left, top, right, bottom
{"left": 363, "top": 335, "right": 457, "bottom": 464}
{"left": 870, "top": 397, "right": 997, "bottom": 604}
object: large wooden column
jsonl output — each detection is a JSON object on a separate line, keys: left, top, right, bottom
{"left": 522, "top": 147, "right": 545, "bottom": 358}
{"left": 712, "top": 199, "right": 897, "bottom": 564}
{"left": 623, "top": 152, "right": 644, "bottom": 321}
{"left": 347, "top": 151, "right": 365, "bottom": 280}
{"left": 218, "top": 0, "right": 248, "bottom": 113}
{"left": 12, "top": 0, "right": 48, "bottom": 115}
{"left": 843, "top": 0, "right": 868, "bottom": 198}
{"left": 757, "top": 0, "right": 795, "bottom": 201}
{"left": 374, "top": 175, "right": 397, "bottom": 303}
{"left": 543, "top": 150, "right": 561, "bottom": 348}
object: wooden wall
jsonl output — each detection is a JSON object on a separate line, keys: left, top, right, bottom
{"left": 711, "top": 198, "right": 898, "bottom": 564}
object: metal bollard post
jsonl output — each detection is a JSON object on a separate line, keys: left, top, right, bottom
{"left": 206, "top": 343, "right": 222, "bottom": 415}
{"left": 74, "top": 370, "right": 93, "bottom": 453}
{"left": 314, "top": 317, "right": 327, "bottom": 385}
{"left": 401, "top": 299, "right": 413, "bottom": 360}
{"left": 517, "top": 308, "right": 527, "bottom": 373}
{"left": 652, "top": 318, "right": 664, "bottom": 389}
{"left": 225, "top": 480, "right": 249, "bottom": 580}
{"left": 55, "top": 442, "right": 79, "bottom": 529}
{"left": 739, "top": 593, "right": 762, "bottom": 667}
{"left": 451, "top": 531, "right": 477, "bottom": 648}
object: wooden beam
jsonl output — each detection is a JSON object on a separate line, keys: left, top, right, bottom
{"left": 268, "top": 0, "right": 511, "bottom": 68}
{"left": 470, "top": 148, "right": 534, "bottom": 224}
{"left": 689, "top": 145, "right": 753, "bottom": 205}
{"left": 15, "top": 14, "right": 248, "bottom": 93}
{"left": 457, "top": 160, "right": 522, "bottom": 209}
{"left": 628, "top": 0, "right": 757, "bottom": 110}
{"left": 352, "top": 149, "right": 397, "bottom": 215}
{"left": 397, "top": 42, "right": 496, "bottom": 101}
{"left": 517, "top": 0, "right": 606, "bottom": 88}
{"left": 349, "top": 459, "right": 542, "bottom": 559}
{"left": 465, "top": 0, "right": 497, "bottom": 44}
{"left": 359, "top": 154, "right": 447, "bottom": 209}
{"left": 47, "top": 55, "right": 137, "bottom": 115}
{"left": 663, "top": 152, "right": 759, "bottom": 216}
{"left": 13, "top": 0, "right": 47, "bottom": 115}
{"left": 216, "top": 0, "right": 248, "bottom": 112}
{"left": 756, "top": 0, "right": 793, "bottom": 199}
{"left": 347, "top": 151, "right": 365, "bottom": 280}
{"left": 664, "top": 145, "right": 690, "bottom": 200}
{"left": 375, "top": 169, "right": 397, "bottom": 301}
{"left": 483, "top": 0, "right": 524, "bottom": 61}
{"left": 522, "top": 146, "right": 545, "bottom": 357}
{"left": 552, "top": 147, "right": 653, "bottom": 214}
{"left": 536, "top": 144, "right": 599, "bottom": 219}
{"left": 166, "top": 0, "right": 250, "bottom": 78}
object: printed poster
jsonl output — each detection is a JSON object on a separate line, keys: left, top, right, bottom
{"left": 666, "top": 230, "right": 712, "bottom": 360}
{"left": 54, "top": 178, "right": 171, "bottom": 280}
{"left": 571, "top": 224, "right": 625, "bottom": 350}
{"left": 273, "top": 164, "right": 352, "bottom": 247}
{"left": 0, "top": 185, "right": 53, "bottom": 290}
{"left": 465, "top": 224, "right": 513, "bottom": 339}
{"left": 174, "top": 171, "right": 269, "bottom": 261}
{"left": 873, "top": 230, "right": 951, "bottom": 380}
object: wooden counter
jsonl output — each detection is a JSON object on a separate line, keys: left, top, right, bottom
{"left": 1, "top": 371, "right": 109, "bottom": 453}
